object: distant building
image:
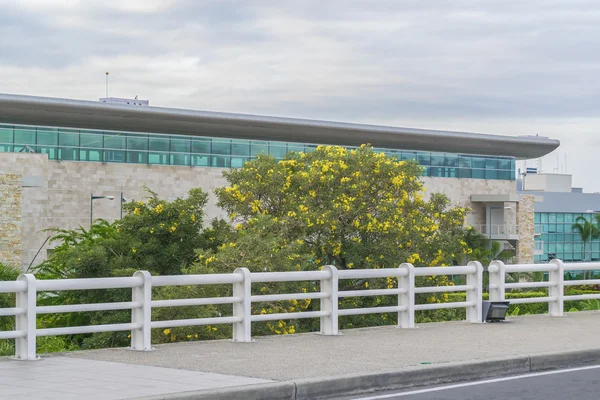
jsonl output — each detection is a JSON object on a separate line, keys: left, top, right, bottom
{"left": 519, "top": 172, "right": 600, "bottom": 262}
{"left": 0, "top": 93, "right": 559, "bottom": 268}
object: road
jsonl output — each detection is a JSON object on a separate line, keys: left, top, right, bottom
{"left": 347, "top": 365, "right": 600, "bottom": 400}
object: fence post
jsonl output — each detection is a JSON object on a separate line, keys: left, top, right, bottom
{"left": 466, "top": 261, "right": 483, "bottom": 323}
{"left": 488, "top": 260, "right": 505, "bottom": 302}
{"left": 232, "top": 267, "right": 252, "bottom": 342}
{"left": 398, "top": 263, "right": 415, "bottom": 328}
{"left": 131, "top": 271, "right": 152, "bottom": 351}
{"left": 15, "top": 274, "right": 37, "bottom": 360}
{"left": 549, "top": 259, "right": 564, "bottom": 316}
{"left": 320, "top": 265, "right": 339, "bottom": 335}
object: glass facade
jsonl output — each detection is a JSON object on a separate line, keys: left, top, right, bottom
{"left": 0, "top": 123, "right": 516, "bottom": 180}
{"left": 534, "top": 212, "right": 600, "bottom": 263}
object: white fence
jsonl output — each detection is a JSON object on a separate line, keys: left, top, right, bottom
{"left": 2, "top": 260, "right": 599, "bottom": 361}
{"left": 489, "top": 260, "right": 600, "bottom": 317}
{"left": 0, "top": 262, "right": 483, "bottom": 360}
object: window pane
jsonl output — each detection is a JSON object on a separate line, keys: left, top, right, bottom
{"left": 212, "top": 140, "right": 231, "bottom": 155}
{"left": 269, "top": 142, "right": 287, "bottom": 159}
{"left": 37, "top": 129, "right": 58, "bottom": 145}
{"left": 251, "top": 141, "right": 269, "bottom": 156}
{"left": 458, "top": 156, "right": 471, "bottom": 168}
{"left": 14, "top": 128, "right": 36, "bottom": 151}
{"left": 36, "top": 128, "right": 58, "bottom": 159}
{"left": 126, "top": 136, "right": 148, "bottom": 164}
{"left": 472, "top": 158, "right": 486, "bottom": 169}
{"left": 231, "top": 156, "right": 249, "bottom": 168}
{"left": 59, "top": 130, "right": 80, "bottom": 147}
{"left": 472, "top": 169, "right": 485, "bottom": 179}
{"left": 169, "top": 136, "right": 190, "bottom": 166}
{"left": 0, "top": 126, "right": 13, "bottom": 152}
{"left": 212, "top": 155, "right": 230, "bottom": 168}
{"left": 417, "top": 153, "right": 431, "bottom": 166}
{"left": 401, "top": 151, "right": 417, "bottom": 161}
{"left": 170, "top": 137, "right": 190, "bottom": 153}
{"left": 104, "top": 135, "right": 125, "bottom": 163}
{"left": 192, "top": 138, "right": 211, "bottom": 154}
{"left": 431, "top": 154, "right": 444, "bottom": 166}
{"left": 146, "top": 135, "right": 168, "bottom": 164}
{"left": 458, "top": 168, "right": 472, "bottom": 178}
{"left": 149, "top": 136, "right": 169, "bottom": 151}
{"left": 80, "top": 132, "right": 103, "bottom": 148}
{"left": 486, "top": 169, "right": 498, "bottom": 180}
{"left": 127, "top": 136, "right": 148, "bottom": 151}
{"left": 485, "top": 158, "right": 499, "bottom": 169}
{"left": 287, "top": 143, "right": 305, "bottom": 153}
{"left": 80, "top": 148, "right": 102, "bottom": 162}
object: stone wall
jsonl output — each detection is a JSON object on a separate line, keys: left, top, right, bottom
{"left": 0, "top": 152, "right": 229, "bottom": 268}
{"left": 0, "top": 174, "right": 22, "bottom": 267}
{"left": 517, "top": 195, "right": 535, "bottom": 264}
{"left": 0, "top": 152, "right": 520, "bottom": 269}
{"left": 421, "top": 176, "right": 517, "bottom": 226}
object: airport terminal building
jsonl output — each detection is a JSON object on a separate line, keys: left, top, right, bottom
{"left": 0, "top": 93, "right": 559, "bottom": 268}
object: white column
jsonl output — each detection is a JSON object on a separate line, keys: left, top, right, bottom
{"left": 398, "top": 263, "right": 415, "bottom": 328}
{"left": 466, "top": 261, "right": 484, "bottom": 323}
{"left": 549, "top": 259, "right": 565, "bottom": 316}
{"left": 15, "top": 274, "right": 37, "bottom": 360}
{"left": 320, "top": 265, "right": 339, "bottom": 335}
{"left": 131, "top": 271, "right": 152, "bottom": 351}
{"left": 488, "top": 260, "right": 506, "bottom": 302}
{"left": 232, "top": 267, "right": 252, "bottom": 342}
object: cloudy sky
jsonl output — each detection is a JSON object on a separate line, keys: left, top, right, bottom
{"left": 1, "top": 0, "right": 598, "bottom": 190}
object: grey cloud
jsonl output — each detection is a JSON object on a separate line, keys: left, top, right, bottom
{"left": 1, "top": 0, "right": 599, "bottom": 188}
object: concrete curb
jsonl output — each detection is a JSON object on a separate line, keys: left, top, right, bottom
{"left": 135, "top": 348, "right": 600, "bottom": 400}
{"left": 134, "top": 381, "right": 296, "bottom": 400}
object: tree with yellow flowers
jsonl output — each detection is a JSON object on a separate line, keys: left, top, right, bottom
{"left": 207, "top": 145, "right": 469, "bottom": 270}
{"left": 192, "top": 145, "right": 473, "bottom": 333}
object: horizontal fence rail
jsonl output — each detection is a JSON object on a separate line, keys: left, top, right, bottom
{"left": 489, "top": 259, "right": 600, "bottom": 317}
{"left": 2, "top": 259, "right": 597, "bottom": 360}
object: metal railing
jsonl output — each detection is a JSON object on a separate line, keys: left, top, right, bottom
{"left": 473, "top": 224, "right": 519, "bottom": 236}
{"left": 489, "top": 260, "right": 600, "bottom": 317}
{"left": 0, "top": 263, "right": 483, "bottom": 360}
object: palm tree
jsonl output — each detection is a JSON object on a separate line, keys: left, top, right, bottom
{"left": 572, "top": 216, "right": 599, "bottom": 279}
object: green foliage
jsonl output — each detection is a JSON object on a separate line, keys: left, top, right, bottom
{"left": 26, "top": 188, "right": 214, "bottom": 350}
{"left": 0, "top": 263, "right": 19, "bottom": 334}
{"left": 211, "top": 145, "right": 471, "bottom": 271}
{"left": 462, "top": 228, "right": 513, "bottom": 265}
{"left": 572, "top": 216, "right": 600, "bottom": 264}
{"left": 37, "top": 188, "right": 210, "bottom": 280}
{"left": 195, "top": 145, "right": 472, "bottom": 333}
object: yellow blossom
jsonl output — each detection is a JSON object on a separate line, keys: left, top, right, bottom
{"left": 163, "top": 329, "right": 171, "bottom": 335}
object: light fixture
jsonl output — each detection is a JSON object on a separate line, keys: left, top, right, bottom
{"left": 482, "top": 301, "right": 510, "bottom": 322}
{"left": 90, "top": 194, "right": 115, "bottom": 226}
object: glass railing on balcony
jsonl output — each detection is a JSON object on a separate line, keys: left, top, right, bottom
{"left": 473, "top": 224, "right": 520, "bottom": 236}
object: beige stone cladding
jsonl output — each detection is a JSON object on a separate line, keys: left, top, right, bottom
{"left": 517, "top": 195, "right": 535, "bottom": 264}
{"left": 1, "top": 152, "right": 519, "bottom": 269}
{"left": 0, "top": 173, "right": 22, "bottom": 267}
{"left": 421, "top": 176, "right": 517, "bottom": 227}
{"left": 0, "top": 153, "right": 228, "bottom": 268}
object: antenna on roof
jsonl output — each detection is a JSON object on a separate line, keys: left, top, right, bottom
{"left": 105, "top": 72, "right": 109, "bottom": 98}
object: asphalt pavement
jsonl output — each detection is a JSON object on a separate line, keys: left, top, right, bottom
{"left": 346, "top": 365, "right": 600, "bottom": 400}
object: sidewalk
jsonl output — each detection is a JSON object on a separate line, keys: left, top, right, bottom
{"left": 2, "top": 312, "right": 599, "bottom": 399}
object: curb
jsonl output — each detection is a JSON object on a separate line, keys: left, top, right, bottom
{"left": 135, "top": 348, "right": 600, "bottom": 400}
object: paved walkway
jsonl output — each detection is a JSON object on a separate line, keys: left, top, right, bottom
{"left": 0, "top": 357, "right": 270, "bottom": 399}
{"left": 64, "top": 312, "right": 600, "bottom": 380}
{"left": 1, "top": 312, "right": 599, "bottom": 399}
